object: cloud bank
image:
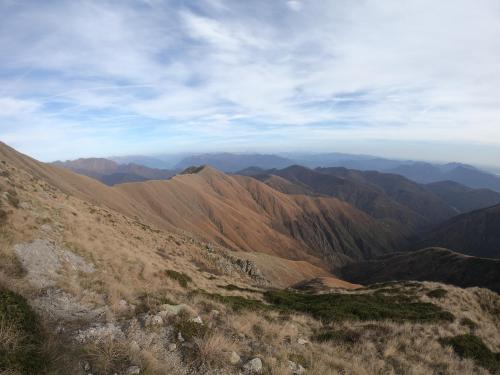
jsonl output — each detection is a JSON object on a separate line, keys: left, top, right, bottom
{"left": 0, "top": 0, "right": 499, "bottom": 164}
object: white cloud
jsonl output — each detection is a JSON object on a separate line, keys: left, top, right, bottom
{"left": 0, "top": 97, "right": 40, "bottom": 116}
{"left": 287, "top": 1, "right": 302, "bottom": 12}
{"left": 0, "top": 0, "right": 499, "bottom": 164}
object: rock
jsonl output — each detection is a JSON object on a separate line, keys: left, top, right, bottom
{"left": 178, "top": 332, "right": 185, "bottom": 342}
{"left": 130, "top": 340, "right": 140, "bottom": 353}
{"left": 126, "top": 366, "right": 141, "bottom": 375}
{"left": 288, "top": 360, "right": 305, "bottom": 374}
{"left": 191, "top": 316, "right": 203, "bottom": 324}
{"left": 229, "top": 351, "right": 241, "bottom": 365}
{"left": 168, "top": 343, "right": 177, "bottom": 352}
{"left": 297, "top": 338, "right": 309, "bottom": 345}
{"left": 243, "top": 358, "right": 262, "bottom": 373}
{"left": 80, "top": 360, "right": 91, "bottom": 372}
{"left": 158, "top": 303, "right": 192, "bottom": 318}
{"left": 151, "top": 315, "right": 163, "bottom": 326}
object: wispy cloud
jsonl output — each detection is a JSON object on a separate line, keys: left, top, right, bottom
{"left": 0, "top": 0, "right": 500, "bottom": 164}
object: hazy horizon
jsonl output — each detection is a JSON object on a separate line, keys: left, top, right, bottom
{"left": 1, "top": 0, "right": 500, "bottom": 167}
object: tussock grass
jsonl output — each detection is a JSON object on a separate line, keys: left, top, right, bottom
{"left": 84, "top": 337, "right": 131, "bottom": 375}
{"left": 164, "top": 270, "right": 192, "bottom": 288}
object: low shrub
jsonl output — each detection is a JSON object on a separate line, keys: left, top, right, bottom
{"left": 461, "top": 318, "right": 479, "bottom": 331}
{"left": 164, "top": 270, "right": 192, "bottom": 288}
{"left": 264, "top": 290, "right": 455, "bottom": 323}
{"left": 207, "top": 293, "right": 269, "bottom": 312}
{"left": 0, "top": 287, "right": 46, "bottom": 374}
{"left": 175, "top": 318, "right": 209, "bottom": 341}
{"left": 427, "top": 288, "right": 448, "bottom": 299}
{"left": 313, "top": 329, "right": 362, "bottom": 345}
{"left": 440, "top": 334, "right": 500, "bottom": 373}
{"left": 218, "top": 284, "right": 260, "bottom": 293}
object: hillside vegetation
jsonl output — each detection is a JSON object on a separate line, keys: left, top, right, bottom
{"left": 0, "top": 142, "right": 499, "bottom": 374}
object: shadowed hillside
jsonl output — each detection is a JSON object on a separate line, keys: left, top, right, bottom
{"left": 414, "top": 205, "right": 500, "bottom": 259}
{"left": 340, "top": 248, "right": 500, "bottom": 293}
{"left": 243, "top": 165, "right": 456, "bottom": 236}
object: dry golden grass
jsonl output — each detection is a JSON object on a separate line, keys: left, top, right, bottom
{"left": 1, "top": 149, "right": 500, "bottom": 375}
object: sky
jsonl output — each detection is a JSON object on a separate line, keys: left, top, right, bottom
{"left": 1, "top": 0, "right": 500, "bottom": 166}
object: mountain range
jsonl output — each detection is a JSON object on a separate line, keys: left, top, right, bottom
{"left": 110, "top": 151, "right": 500, "bottom": 192}
{"left": 1, "top": 141, "right": 500, "bottom": 374}
{"left": 52, "top": 158, "right": 176, "bottom": 185}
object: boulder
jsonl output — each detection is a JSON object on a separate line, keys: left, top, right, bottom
{"left": 243, "top": 358, "right": 263, "bottom": 373}
{"left": 229, "top": 351, "right": 241, "bottom": 365}
{"left": 288, "top": 360, "right": 305, "bottom": 374}
{"left": 126, "top": 365, "right": 141, "bottom": 375}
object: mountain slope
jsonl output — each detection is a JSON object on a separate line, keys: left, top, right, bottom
{"left": 340, "top": 247, "right": 500, "bottom": 293}
{"left": 116, "top": 166, "right": 401, "bottom": 268}
{"left": 1, "top": 143, "right": 399, "bottom": 270}
{"left": 52, "top": 158, "right": 175, "bottom": 185}
{"left": 317, "top": 167, "right": 457, "bottom": 224}
{"left": 245, "top": 165, "right": 456, "bottom": 235}
{"left": 175, "top": 153, "right": 294, "bottom": 172}
{"left": 426, "top": 180, "right": 500, "bottom": 213}
{"left": 391, "top": 162, "right": 500, "bottom": 192}
{"left": 414, "top": 204, "right": 500, "bottom": 259}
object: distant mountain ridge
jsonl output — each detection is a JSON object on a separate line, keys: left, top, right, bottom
{"left": 174, "top": 153, "right": 294, "bottom": 172}
{"left": 79, "top": 151, "right": 500, "bottom": 192}
{"left": 389, "top": 162, "right": 500, "bottom": 192}
{"left": 52, "top": 158, "right": 175, "bottom": 185}
{"left": 414, "top": 204, "right": 500, "bottom": 259}
{"left": 239, "top": 165, "right": 500, "bottom": 238}
{"left": 340, "top": 247, "right": 500, "bottom": 293}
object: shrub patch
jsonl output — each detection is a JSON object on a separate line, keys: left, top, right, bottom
{"left": 440, "top": 334, "right": 500, "bottom": 373}
{"left": 264, "top": 290, "right": 455, "bottom": 323}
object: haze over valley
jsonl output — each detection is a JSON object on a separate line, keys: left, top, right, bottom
{"left": 1, "top": 1, "right": 499, "bottom": 374}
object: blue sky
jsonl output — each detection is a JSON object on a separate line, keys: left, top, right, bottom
{"left": 1, "top": 0, "right": 500, "bottom": 166}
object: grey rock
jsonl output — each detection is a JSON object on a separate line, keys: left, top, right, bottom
{"left": 126, "top": 366, "right": 141, "bottom": 375}
{"left": 229, "top": 351, "right": 241, "bottom": 365}
{"left": 243, "top": 358, "right": 262, "bottom": 373}
{"left": 288, "top": 360, "right": 305, "bottom": 374}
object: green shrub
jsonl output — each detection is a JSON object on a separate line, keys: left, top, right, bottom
{"left": 175, "top": 318, "right": 209, "bottom": 341}
{"left": 135, "top": 293, "right": 176, "bottom": 314}
{"left": 440, "top": 334, "right": 500, "bottom": 373}
{"left": 218, "top": 284, "right": 260, "bottom": 293}
{"left": 426, "top": 288, "right": 447, "bottom": 299}
{"left": 461, "top": 318, "right": 479, "bottom": 331}
{"left": 164, "top": 270, "right": 192, "bottom": 288}
{"left": 207, "top": 293, "right": 269, "bottom": 312}
{"left": 264, "top": 290, "right": 455, "bottom": 323}
{"left": 313, "top": 329, "right": 361, "bottom": 345}
{"left": 0, "top": 287, "right": 46, "bottom": 373}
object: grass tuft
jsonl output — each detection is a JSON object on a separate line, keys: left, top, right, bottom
{"left": 164, "top": 270, "right": 192, "bottom": 288}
